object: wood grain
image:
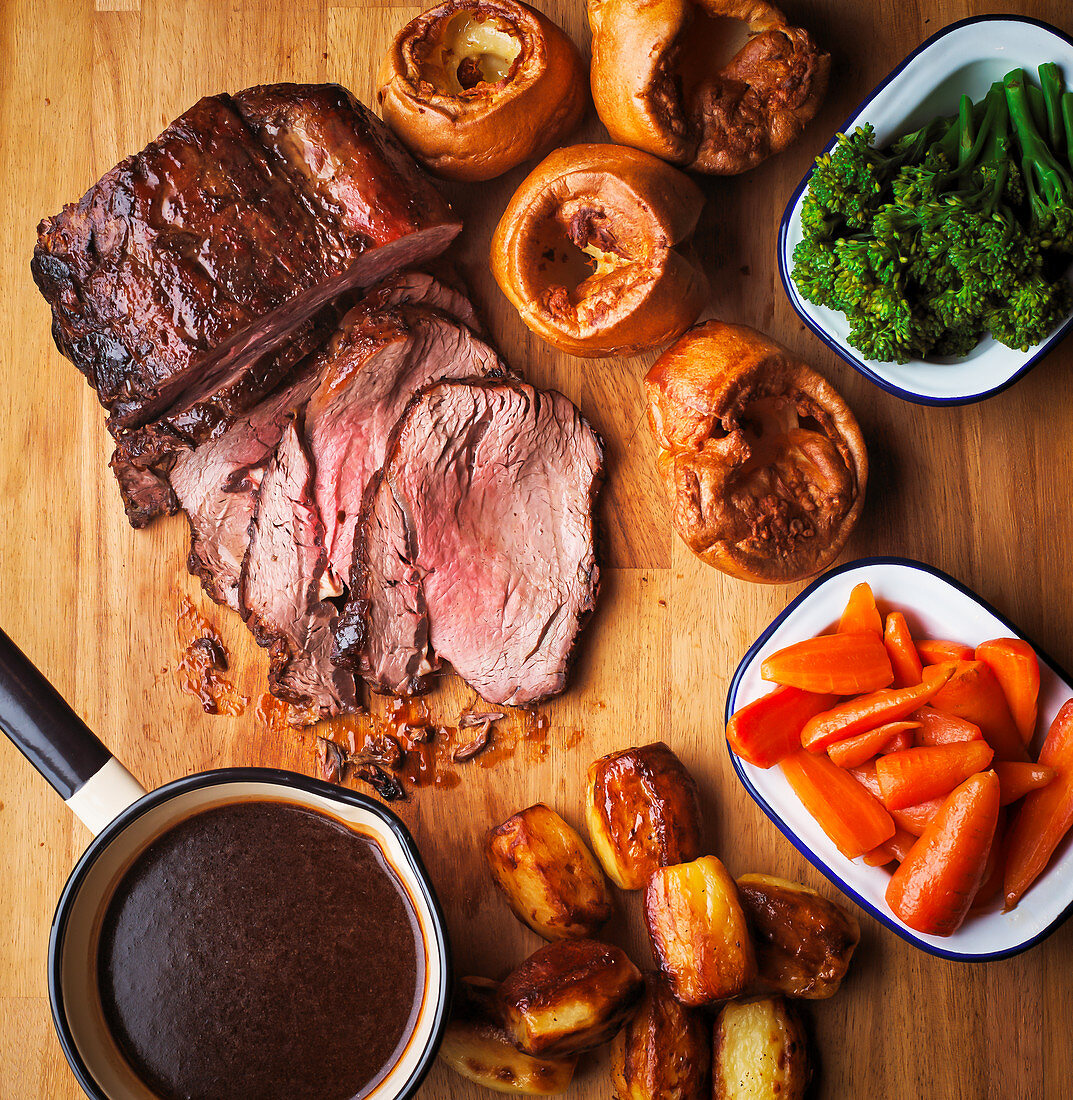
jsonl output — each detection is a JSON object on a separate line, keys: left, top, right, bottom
{"left": 1, "top": 0, "right": 1070, "bottom": 1097}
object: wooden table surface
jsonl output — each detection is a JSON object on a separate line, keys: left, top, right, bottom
{"left": 2, "top": 0, "right": 1071, "bottom": 1096}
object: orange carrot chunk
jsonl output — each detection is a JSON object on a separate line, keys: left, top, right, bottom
{"left": 912, "top": 705, "right": 983, "bottom": 746}
{"left": 727, "top": 685, "right": 840, "bottom": 769}
{"left": 1003, "top": 701, "right": 1073, "bottom": 909}
{"left": 970, "top": 807, "right": 1007, "bottom": 911}
{"left": 761, "top": 633, "right": 893, "bottom": 695}
{"left": 827, "top": 721, "right": 920, "bottom": 769}
{"left": 884, "top": 612, "right": 924, "bottom": 688}
{"left": 878, "top": 727, "right": 915, "bottom": 754}
{"left": 839, "top": 582, "right": 883, "bottom": 637}
{"left": 886, "top": 771, "right": 1000, "bottom": 936}
{"left": 975, "top": 638, "right": 1040, "bottom": 745}
{"left": 994, "top": 761, "right": 1055, "bottom": 806}
{"left": 891, "top": 797, "right": 945, "bottom": 837}
{"left": 876, "top": 742, "right": 994, "bottom": 811}
{"left": 863, "top": 826, "right": 918, "bottom": 867}
{"left": 800, "top": 664, "right": 955, "bottom": 752}
{"left": 929, "top": 661, "right": 1030, "bottom": 763}
{"left": 781, "top": 750, "right": 895, "bottom": 858}
{"left": 917, "top": 639, "right": 976, "bottom": 664}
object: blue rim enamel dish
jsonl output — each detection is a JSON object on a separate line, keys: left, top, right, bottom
{"left": 47, "top": 768, "right": 452, "bottom": 1100}
{"left": 724, "top": 558, "right": 1073, "bottom": 961}
{"left": 778, "top": 16, "right": 1073, "bottom": 406}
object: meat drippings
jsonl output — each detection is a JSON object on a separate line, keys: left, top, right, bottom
{"left": 175, "top": 596, "right": 248, "bottom": 716}
{"left": 97, "top": 801, "right": 423, "bottom": 1100}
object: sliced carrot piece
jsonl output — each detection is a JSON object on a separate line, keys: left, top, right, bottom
{"left": 1004, "top": 700, "right": 1073, "bottom": 909}
{"left": 800, "top": 664, "right": 955, "bottom": 752}
{"left": 929, "top": 661, "right": 1030, "bottom": 763}
{"left": 839, "top": 582, "right": 883, "bottom": 636}
{"left": 912, "top": 705, "right": 983, "bottom": 746}
{"left": 780, "top": 750, "right": 895, "bottom": 858}
{"left": 827, "top": 721, "right": 920, "bottom": 769}
{"left": 892, "top": 797, "right": 945, "bottom": 838}
{"left": 876, "top": 742, "right": 994, "bottom": 811}
{"left": 863, "top": 826, "right": 918, "bottom": 866}
{"left": 975, "top": 638, "right": 1040, "bottom": 745}
{"left": 727, "top": 685, "right": 840, "bottom": 769}
{"left": 884, "top": 612, "right": 923, "bottom": 688}
{"left": 995, "top": 761, "right": 1055, "bottom": 806}
{"left": 878, "top": 727, "right": 915, "bottom": 754}
{"left": 886, "top": 771, "right": 1001, "bottom": 936}
{"left": 970, "top": 807, "right": 1007, "bottom": 911}
{"left": 849, "top": 761, "right": 882, "bottom": 797}
{"left": 917, "top": 639, "right": 975, "bottom": 664}
{"left": 761, "top": 633, "right": 893, "bottom": 695}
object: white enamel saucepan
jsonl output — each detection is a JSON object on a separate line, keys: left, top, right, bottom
{"left": 0, "top": 627, "right": 450, "bottom": 1100}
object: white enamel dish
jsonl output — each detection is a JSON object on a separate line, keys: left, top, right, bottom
{"left": 724, "top": 557, "right": 1073, "bottom": 960}
{"left": 778, "top": 16, "right": 1073, "bottom": 406}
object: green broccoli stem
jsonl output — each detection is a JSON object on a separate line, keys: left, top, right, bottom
{"left": 1064, "top": 92, "right": 1073, "bottom": 171}
{"left": 1005, "top": 68, "right": 1073, "bottom": 209}
{"left": 1039, "top": 63, "right": 1066, "bottom": 155}
{"left": 1028, "top": 83, "right": 1049, "bottom": 135}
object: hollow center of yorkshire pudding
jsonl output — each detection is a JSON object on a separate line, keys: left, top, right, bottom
{"left": 676, "top": 12, "right": 754, "bottom": 102}
{"left": 423, "top": 12, "right": 523, "bottom": 94}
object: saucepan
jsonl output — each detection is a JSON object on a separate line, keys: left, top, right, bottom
{"left": 0, "top": 627, "right": 451, "bottom": 1100}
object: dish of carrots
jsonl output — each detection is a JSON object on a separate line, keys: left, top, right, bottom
{"left": 727, "top": 581, "right": 1073, "bottom": 937}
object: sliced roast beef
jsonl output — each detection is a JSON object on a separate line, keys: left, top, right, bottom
{"left": 32, "top": 84, "right": 459, "bottom": 433}
{"left": 335, "top": 380, "right": 603, "bottom": 706}
{"left": 239, "top": 417, "right": 357, "bottom": 717}
{"left": 170, "top": 367, "right": 322, "bottom": 611}
{"left": 304, "top": 302, "right": 505, "bottom": 588}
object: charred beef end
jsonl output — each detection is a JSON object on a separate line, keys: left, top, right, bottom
{"left": 336, "top": 379, "right": 603, "bottom": 707}
{"left": 32, "top": 84, "right": 461, "bottom": 433}
{"left": 238, "top": 416, "right": 358, "bottom": 717}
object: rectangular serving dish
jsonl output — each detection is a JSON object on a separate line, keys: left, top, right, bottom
{"left": 724, "top": 557, "right": 1073, "bottom": 960}
{"left": 778, "top": 16, "right": 1073, "bottom": 406}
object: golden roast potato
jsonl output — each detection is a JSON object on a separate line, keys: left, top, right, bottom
{"left": 712, "top": 996, "right": 809, "bottom": 1100}
{"left": 737, "top": 874, "right": 860, "bottom": 999}
{"left": 485, "top": 803, "right": 613, "bottom": 940}
{"left": 439, "top": 976, "right": 577, "bottom": 1095}
{"left": 611, "top": 970, "right": 711, "bottom": 1100}
{"left": 498, "top": 938, "right": 644, "bottom": 1057}
{"left": 645, "top": 855, "right": 756, "bottom": 1006}
{"left": 585, "top": 741, "right": 703, "bottom": 890}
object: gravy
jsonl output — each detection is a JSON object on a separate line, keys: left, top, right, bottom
{"left": 97, "top": 800, "right": 422, "bottom": 1100}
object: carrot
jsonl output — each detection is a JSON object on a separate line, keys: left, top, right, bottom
{"left": 917, "top": 639, "right": 975, "bottom": 664}
{"left": 886, "top": 770, "right": 1001, "bottom": 936}
{"left": 878, "top": 727, "right": 915, "bottom": 754}
{"left": 1003, "top": 700, "right": 1073, "bottom": 909}
{"left": 884, "top": 612, "right": 923, "bottom": 688}
{"left": 971, "top": 807, "right": 1007, "bottom": 911}
{"left": 761, "top": 633, "right": 893, "bottom": 695}
{"left": 781, "top": 750, "right": 895, "bottom": 858}
{"left": 827, "top": 721, "right": 920, "bottom": 769}
{"left": 726, "top": 685, "right": 840, "bottom": 769}
{"left": 876, "top": 742, "right": 994, "bottom": 810}
{"left": 994, "top": 761, "right": 1055, "bottom": 806}
{"left": 863, "top": 827, "right": 918, "bottom": 867}
{"left": 849, "top": 761, "right": 882, "bottom": 798}
{"left": 800, "top": 663, "right": 955, "bottom": 752}
{"left": 975, "top": 638, "right": 1040, "bottom": 745}
{"left": 912, "top": 705, "right": 983, "bottom": 746}
{"left": 929, "top": 661, "right": 1030, "bottom": 763}
{"left": 839, "top": 582, "right": 883, "bottom": 636}
{"left": 891, "top": 797, "right": 945, "bottom": 837}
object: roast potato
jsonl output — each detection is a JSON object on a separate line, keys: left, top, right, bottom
{"left": 486, "top": 803, "right": 613, "bottom": 940}
{"left": 586, "top": 742, "right": 703, "bottom": 890}
{"left": 610, "top": 970, "right": 710, "bottom": 1100}
{"left": 712, "top": 996, "right": 809, "bottom": 1100}
{"left": 499, "top": 938, "right": 644, "bottom": 1057}
{"left": 737, "top": 874, "right": 860, "bottom": 999}
{"left": 645, "top": 856, "right": 756, "bottom": 1006}
{"left": 439, "top": 976, "right": 577, "bottom": 1095}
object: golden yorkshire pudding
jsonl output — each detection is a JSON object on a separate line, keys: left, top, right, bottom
{"left": 645, "top": 321, "right": 867, "bottom": 583}
{"left": 588, "top": 0, "right": 830, "bottom": 174}
{"left": 491, "top": 144, "right": 707, "bottom": 357}
{"left": 377, "top": 0, "right": 587, "bottom": 181}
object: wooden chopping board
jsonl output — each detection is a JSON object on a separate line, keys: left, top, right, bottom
{"left": 1, "top": 0, "right": 1072, "bottom": 1096}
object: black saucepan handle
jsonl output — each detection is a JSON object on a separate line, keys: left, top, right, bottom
{"left": 0, "top": 627, "right": 113, "bottom": 800}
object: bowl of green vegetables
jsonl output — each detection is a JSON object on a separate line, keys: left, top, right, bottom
{"left": 778, "top": 16, "right": 1073, "bottom": 405}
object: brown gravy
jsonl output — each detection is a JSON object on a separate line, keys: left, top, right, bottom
{"left": 97, "top": 800, "right": 423, "bottom": 1100}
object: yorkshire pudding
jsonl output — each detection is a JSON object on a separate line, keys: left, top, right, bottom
{"left": 491, "top": 144, "right": 707, "bottom": 357}
{"left": 377, "top": 0, "right": 587, "bottom": 182}
{"left": 589, "top": 0, "right": 830, "bottom": 174}
{"left": 646, "top": 321, "right": 867, "bottom": 583}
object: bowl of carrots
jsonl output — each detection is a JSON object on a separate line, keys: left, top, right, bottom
{"left": 724, "top": 556, "right": 1073, "bottom": 960}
